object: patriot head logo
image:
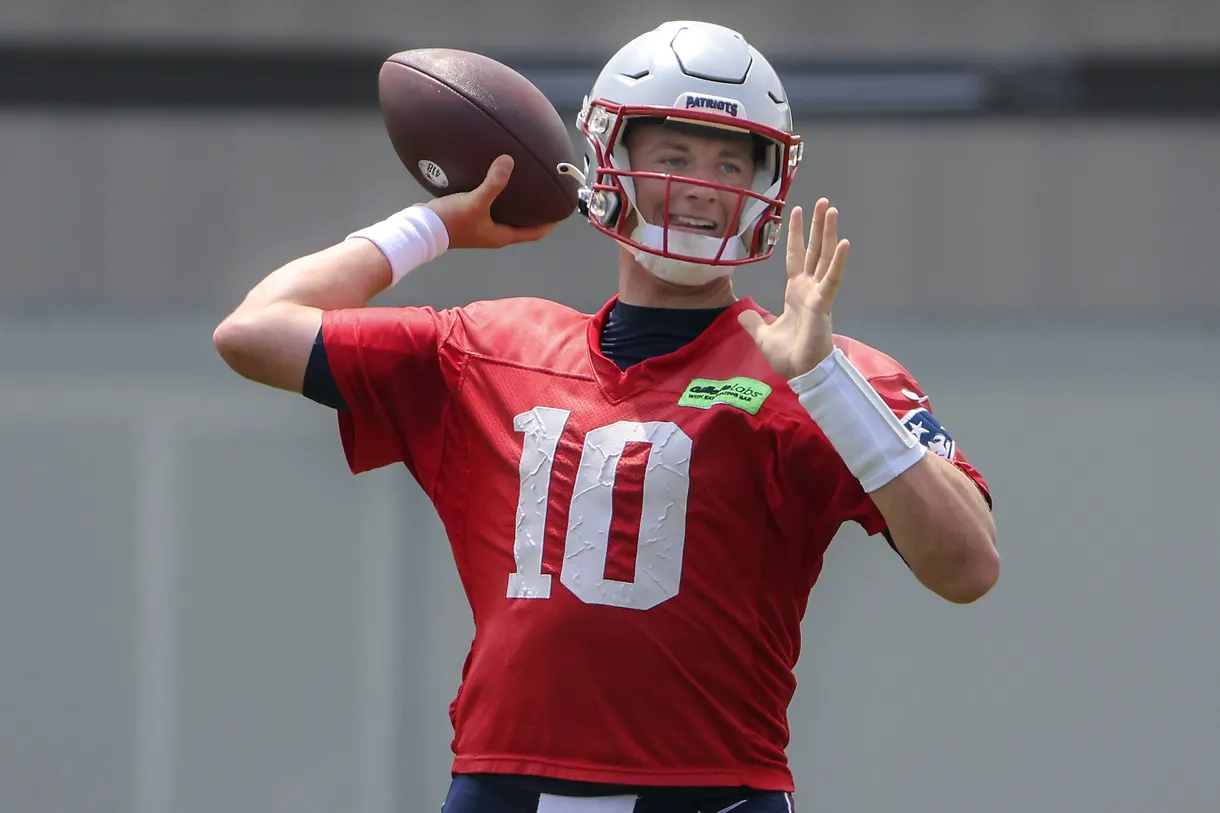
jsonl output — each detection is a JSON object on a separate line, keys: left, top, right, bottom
{"left": 902, "top": 409, "right": 957, "bottom": 460}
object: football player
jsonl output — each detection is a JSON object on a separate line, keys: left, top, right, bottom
{"left": 214, "top": 20, "right": 998, "bottom": 813}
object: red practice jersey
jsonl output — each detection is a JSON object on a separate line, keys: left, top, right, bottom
{"left": 322, "top": 296, "right": 989, "bottom": 791}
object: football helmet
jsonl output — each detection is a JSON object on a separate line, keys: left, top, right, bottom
{"left": 563, "top": 21, "right": 803, "bottom": 286}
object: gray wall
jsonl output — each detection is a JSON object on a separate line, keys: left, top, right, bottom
{"left": 4, "top": 0, "right": 1219, "bottom": 52}
{"left": 3, "top": 0, "right": 1219, "bottom": 319}
{"left": 2, "top": 113, "right": 1218, "bottom": 322}
{"left": 2, "top": 320, "right": 1218, "bottom": 813}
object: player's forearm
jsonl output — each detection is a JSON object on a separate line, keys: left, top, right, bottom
{"left": 231, "top": 203, "right": 451, "bottom": 315}
{"left": 788, "top": 349, "right": 997, "bottom": 602}
{"left": 215, "top": 205, "right": 452, "bottom": 390}
{"left": 236, "top": 239, "right": 392, "bottom": 313}
{"left": 869, "top": 453, "right": 998, "bottom": 604}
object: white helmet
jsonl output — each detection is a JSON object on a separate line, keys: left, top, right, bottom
{"left": 566, "top": 21, "right": 803, "bottom": 285}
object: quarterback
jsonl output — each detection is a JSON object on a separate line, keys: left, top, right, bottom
{"left": 214, "top": 20, "right": 998, "bottom": 813}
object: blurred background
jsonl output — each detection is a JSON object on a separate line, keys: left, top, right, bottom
{"left": 1, "top": 2, "right": 1218, "bottom": 812}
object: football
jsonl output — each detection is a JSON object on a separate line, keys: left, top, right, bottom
{"left": 378, "top": 48, "right": 582, "bottom": 228}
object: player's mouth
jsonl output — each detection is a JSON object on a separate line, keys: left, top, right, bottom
{"left": 666, "top": 214, "right": 721, "bottom": 236}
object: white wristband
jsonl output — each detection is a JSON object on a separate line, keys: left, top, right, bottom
{"left": 789, "top": 347, "right": 926, "bottom": 493}
{"left": 346, "top": 205, "right": 449, "bottom": 286}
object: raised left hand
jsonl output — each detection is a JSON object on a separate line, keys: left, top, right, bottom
{"left": 738, "top": 198, "right": 850, "bottom": 380}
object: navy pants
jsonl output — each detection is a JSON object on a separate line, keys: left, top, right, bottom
{"left": 442, "top": 774, "right": 794, "bottom": 813}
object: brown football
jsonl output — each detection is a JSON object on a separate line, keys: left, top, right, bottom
{"left": 378, "top": 48, "right": 581, "bottom": 228}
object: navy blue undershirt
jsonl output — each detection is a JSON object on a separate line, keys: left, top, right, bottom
{"left": 302, "top": 301, "right": 729, "bottom": 410}
{"left": 597, "top": 300, "right": 730, "bottom": 371}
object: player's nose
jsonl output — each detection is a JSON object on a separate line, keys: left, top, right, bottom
{"left": 675, "top": 172, "right": 719, "bottom": 202}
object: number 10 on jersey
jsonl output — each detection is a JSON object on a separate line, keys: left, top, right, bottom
{"left": 508, "top": 406, "right": 693, "bottom": 611}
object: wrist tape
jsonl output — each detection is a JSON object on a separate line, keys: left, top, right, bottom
{"left": 346, "top": 205, "right": 449, "bottom": 286}
{"left": 789, "top": 347, "right": 926, "bottom": 493}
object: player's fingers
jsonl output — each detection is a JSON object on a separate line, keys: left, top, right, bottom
{"left": 816, "top": 239, "right": 850, "bottom": 304}
{"left": 510, "top": 221, "right": 561, "bottom": 244}
{"left": 737, "top": 309, "right": 767, "bottom": 343}
{"left": 814, "top": 206, "right": 839, "bottom": 281}
{"left": 785, "top": 207, "right": 805, "bottom": 279}
{"left": 486, "top": 220, "right": 559, "bottom": 247}
{"left": 475, "top": 155, "right": 515, "bottom": 205}
{"left": 805, "top": 198, "right": 829, "bottom": 276}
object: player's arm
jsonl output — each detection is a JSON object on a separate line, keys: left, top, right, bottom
{"left": 213, "top": 240, "right": 390, "bottom": 392}
{"left": 790, "top": 359, "right": 999, "bottom": 604}
{"left": 740, "top": 201, "right": 997, "bottom": 604}
{"left": 213, "top": 155, "right": 554, "bottom": 392}
{"left": 789, "top": 346, "right": 1000, "bottom": 605}
{"left": 867, "top": 447, "right": 997, "bottom": 604}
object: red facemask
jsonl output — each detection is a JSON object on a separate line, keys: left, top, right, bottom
{"left": 576, "top": 99, "right": 804, "bottom": 270}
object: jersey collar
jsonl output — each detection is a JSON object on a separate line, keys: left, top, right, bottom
{"left": 585, "top": 295, "right": 765, "bottom": 402}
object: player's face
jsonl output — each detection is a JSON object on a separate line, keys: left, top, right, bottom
{"left": 625, "top": 123, "right": 756, "bottom": 238}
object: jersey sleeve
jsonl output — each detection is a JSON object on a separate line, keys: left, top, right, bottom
{"left": 819, "top": 339, "right": 993, "bottom": 536}
{"left": 301, "top": 327, "right": 348, "bottom": 410}
{"left": 868, "top": 371, "right": 991, "bottom": 508}
{"left": 320, "top": 306, "right": 462, "bottom": 492}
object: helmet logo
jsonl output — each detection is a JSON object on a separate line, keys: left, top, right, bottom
{"left": 675, "top": 93, "right": 745, "bottom": 119}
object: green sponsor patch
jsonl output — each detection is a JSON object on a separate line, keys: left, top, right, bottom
{"left": 678, "top": 377, "right": 772, "bottom": 415}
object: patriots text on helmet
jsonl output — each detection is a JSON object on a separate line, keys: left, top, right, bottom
{"left": 680, "top": 94, "right": 743, "bottom": 118}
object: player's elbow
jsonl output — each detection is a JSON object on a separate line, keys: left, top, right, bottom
{"left": 213, "top": 312, "right": 255, "bottom": 372}
{"left": 212, "top": 305, "right": 314, "bottom": 393}
{"left": 936, "top": 545, "right": 1000, "bottom": 604}
{"left": 216, "top": 303, "right": 319, "bottom": 392}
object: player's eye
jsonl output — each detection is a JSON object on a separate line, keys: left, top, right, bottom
{"left": 720, "top": 161, "right": 746, "bottom": 175}
{"left": 660, "top": 155, "right": 687, "bottom": 169}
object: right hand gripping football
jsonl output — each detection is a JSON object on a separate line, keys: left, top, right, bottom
{"left": 424, "top": 156, "right": 561, "bottom": 250}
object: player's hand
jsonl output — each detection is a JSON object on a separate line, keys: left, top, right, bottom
{"left": 424, "top": 155, "right": 560, "bottom": 249}
{"left": 737, "top": 199, "right": 850, "bottom": 380}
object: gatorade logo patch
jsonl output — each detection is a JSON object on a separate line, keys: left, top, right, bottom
{"left": 679, "top": 377, "right": 772, "bottom": 415}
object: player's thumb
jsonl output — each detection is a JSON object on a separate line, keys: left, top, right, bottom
{"left": 737, "top": 310, "right": 766, "bottom": 344}
{"left": 475, "top": 155, "right": 514, "bottom": 205}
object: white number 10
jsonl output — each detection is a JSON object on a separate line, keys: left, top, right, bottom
{"left": 508, "top": 406, "right": 692, "bottom": 611}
